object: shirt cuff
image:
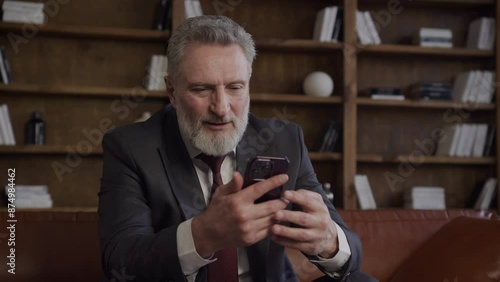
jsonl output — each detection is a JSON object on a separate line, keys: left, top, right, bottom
{"left": 310, "top": 221, "right": 351, "bottom": 276}
{"left": 177, "top": 218, "right": 216, "bottom": 276}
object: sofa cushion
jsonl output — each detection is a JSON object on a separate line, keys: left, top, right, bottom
{"left": 390, "top": 216, "right": 500, "bottom": 282}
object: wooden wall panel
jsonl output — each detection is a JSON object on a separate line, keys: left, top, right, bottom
{"left": 357, "top": 163, "right": 495, "bottom": 208}
{"left": 2, "top": 95, "right": 166, "bottom": 146}
{"left": 0, "top": 156, "right": 102, "bottom": 207}
{"left": 0, "top": 36, "right": 166, "bottom": 88}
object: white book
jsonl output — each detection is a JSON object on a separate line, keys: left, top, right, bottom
{"left": 157, "top": 55, "right": 168, "bottom": 91}
{"left": 323, "top": 6, "right": 338, "bottom": 42}
{"left": 0, "top": 105, "right": 14, "bottom": 145}
{"left": 419, "top": 28, "right": 452, "bottom": 39}
{"left": 312, "top": 8, "right": 326, "bottom": 41}
{"left": 2, "top": 1, "right": 44, "bottom": 12}
{"left": 449, "top": 123, "right": 462, "bottom": 156}
{"left": 192, "top": 0, "right": 203, "bottom": 17}
{"left": 184, "top": 0, "right": 197, "bottom": 19}
{"left": 371, "top": 94, "right": 405, "bottom": 100}
{"left": 463, "top": 124, "right": 477, "bottom": 157}
{"left": 354, "top": 175, "right": 377, "bottom": 209}
{"left": 356, "top": 10, "right": 373, "bottom": 45}
{"left": 319, "top": 7, "right": 332, "bottom": 42}
{"left": 2, "top": 10, "right": 46, "bottom": 24}
{"left": 15, "top": 198, "right": 53, "bottom": 208}
{"left": 418, "top": 42, "right": 453, "bottom": 48}
{"left": 5, "top": 185, "right": 49, "bottom": 194}
{"left": 146, "top": 55, "right": 161, "bottom": 90}
{"left": 455, "top": 124, "right": 470, "bottom": 157}
{"left": 363, "top": 11, "right": 381, "bottom": 45}
{"left": 464, "top": 70, "right": 481, "bottom": 102}
{"left": 474, "top": 178, "right": 497, "bottom": 210}
{"left": 472, "top": 124, "right": 489, "bottom": 157}
{"left": 477, "top": 71, "right": 494, "bottom": 103}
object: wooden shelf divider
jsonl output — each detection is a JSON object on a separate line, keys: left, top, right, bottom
{"left": 357, "top": 154, "right": 496, "bottom": 165}
{"left": 356, "top": 97, "right": 496, "bottom": 110}
{"left": 357, "top": 44, "right": 494, "bottom": 58}
{"left": 0, "top": 22, "right": 170, "bottom": 42}
{"left": 0, "top": 145, "right": 103, "bottom": 155}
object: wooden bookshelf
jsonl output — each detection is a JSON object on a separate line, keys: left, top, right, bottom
{"left": 0, "top": 0, "right": 498, "bottom": 211}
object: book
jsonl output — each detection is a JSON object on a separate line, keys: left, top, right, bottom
{"left": 354, "top": 175, "right": 377, "bottom": 209}
{"left": 0, "top": 48, "right": 8, "bottom": 84}
{"left": 483, "top": 124, "right": 496, "bottom": 157}
{"left": 405, "top": 186, "right": 446, "bottom": 210}
{"left": 473, "top": 178, "right": 497, "bottom": 210}
{"left": 363, "top": 11, "right": 381, "bottom": 45}
{"left": 0, "top": 104, "right": 15, "bottom": 145}
{"left": 0, "top": 46, "right": 12, "bottom": 83}
{"left": 331, "top": 7, "right": 343, "bottom": 42}
{"left": 466, "top": 17, "right": 495, "bottom": 50}
{"left": 414, "top": 28, "right": 453, "bottom": 48}
{"left": 153, "top": 0, "right": 169, "bottom": 30}
{"left": 356, "top": 10, "right": 373, "bottom": 45}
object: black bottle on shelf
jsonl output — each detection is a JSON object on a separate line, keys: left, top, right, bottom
{"left": 25, "top": 111, "right": 45, "bottom": 145}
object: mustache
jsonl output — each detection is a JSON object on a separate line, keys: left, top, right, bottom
{"left": 202, "top": 115, "right": 234, "bottom": 123}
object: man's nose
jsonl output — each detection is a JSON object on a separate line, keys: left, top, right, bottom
{"left": 210, "top": 88, "right": 230, "bottom": 117}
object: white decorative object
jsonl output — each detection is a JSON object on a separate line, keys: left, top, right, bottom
{"left": 303, "top": 71, "right": 334, "bottom": 97}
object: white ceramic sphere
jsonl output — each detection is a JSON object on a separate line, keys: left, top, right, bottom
{"left": 303, "top": 71, "right": 334, "bottom": 97}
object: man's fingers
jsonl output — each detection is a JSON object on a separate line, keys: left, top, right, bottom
{"left": 274, "top": 209, "right": 319, "bottom": 228}
{"left": 281, "top": 189, "right": 324, "bottom": 212}
{"left": 246, "top": 174, "right": 289, "bottom": 201}
{"left": 214, "top": 171, "right": 244, "bottom": 197}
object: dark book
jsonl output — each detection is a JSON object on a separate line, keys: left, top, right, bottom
{"left": 331, "top": 7, "right": 343, "bottom": 42}
{"left": 153, "top": 0, "right": 168, "bottom": 30}
{"left": 483, "top": 124, "right": 496, "bottom": 156}
{"left": 319, "top": 121, "right": 342, "bottom": 152}
{"left": 0, "top": 46, "right": 12, "bottom": 83}
{"left": 414, "top": 90, "right": 452, "bottom": 100}
{"left": 162, "top": 0, "right": 173, "bottom": 32}
{"left": 368, "top": 87, "right": 402, "bottom": 95}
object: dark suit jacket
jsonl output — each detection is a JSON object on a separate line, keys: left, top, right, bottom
{"left": 98, "top": 105, "right": 362, "bottom": 282}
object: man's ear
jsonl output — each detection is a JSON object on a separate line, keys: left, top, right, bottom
{"left": 165, "top": 75, "right": 176, "bottom": 107}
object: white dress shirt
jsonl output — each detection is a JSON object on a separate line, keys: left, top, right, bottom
{"left": 176, "top": 140, "right": 351, "bottom": 281}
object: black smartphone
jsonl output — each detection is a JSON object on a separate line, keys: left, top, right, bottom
{"left": 243, "top": 156, "right": 290, "bottom": 203}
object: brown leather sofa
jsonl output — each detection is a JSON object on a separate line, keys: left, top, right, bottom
{"left": 0, "top": 209, "right": 498, "bottom": 282}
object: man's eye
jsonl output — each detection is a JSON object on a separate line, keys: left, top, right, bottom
{"left": 192, "top": 88, "right": 207, "bottom": 93}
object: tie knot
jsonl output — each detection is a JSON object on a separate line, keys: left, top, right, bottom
{"left": 196, "top": 153, "right": 227, "bottom": 175}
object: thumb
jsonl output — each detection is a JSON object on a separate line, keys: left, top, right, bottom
{"left": 213, "top": 171, "right": 243, "bottom": 197}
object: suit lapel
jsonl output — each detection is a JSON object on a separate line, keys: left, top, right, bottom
{"left": 157, "top": 106, "right": 207, "bottom": 220}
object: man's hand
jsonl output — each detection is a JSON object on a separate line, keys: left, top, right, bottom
{"left": 191, "top": 172, "right": 288, "bottom": 258}
{"left": 270, "top": 189, "right": 339, "bottom": 258}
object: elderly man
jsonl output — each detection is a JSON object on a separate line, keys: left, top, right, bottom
{"left": 99, "top": 15, "right": 375, "bottom": 282}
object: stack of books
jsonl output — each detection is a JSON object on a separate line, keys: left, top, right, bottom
{"left": 356, "top": 10, "right": 381, "bottom": 45}
{"left": 413, "top": 28, "right": 453, "bottom": 48}
{"left": 436, "top": 123, "right": 495, "bottom": 157}
{"left": 313, "top": 6, "right": 343, "bottom": 42}
{"left": 354, "top": 175, "right": 377, "bottom": 210}
{"left": 1, "top": 0, "right": 46, "bottom": 24}
{"left": 408, "top": 81, "right": 452, "bottom": 100}
{"left": 405, "top": 186, "right": 446, "bottom": 210}
{"left": 5, "top": 185, "right": 53, "bottom": 208}
{"left": 466, "top": 17, "right": 495, "bottom": 51}
{"left": 145, "top": 55, "right": 168, "bottom": 91}
{"left": 0, "top": 104, "right": 15, "bottom": 146}
{"left": 184, "top": 0, "right": 203, "bottom": 19}
{"left": 0, "top": 46, "right": 12, "bottom": 84}
{"left": 318, "top": 120, "right": 342, "bottom": 152}
{"left": 451, "top": 70, "right": 495, "bottom": 104}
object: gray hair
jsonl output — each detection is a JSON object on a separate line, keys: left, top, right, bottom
{"left": 167, "top": 15, "right": 256, "bottom": 83}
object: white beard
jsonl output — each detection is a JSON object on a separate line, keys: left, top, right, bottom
{"left": 175, "top": 99, "right": 249, "bottom": 156}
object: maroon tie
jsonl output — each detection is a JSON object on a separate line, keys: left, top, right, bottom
{"left": 196, "top": 153, "right": 238, "bottom": 282}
